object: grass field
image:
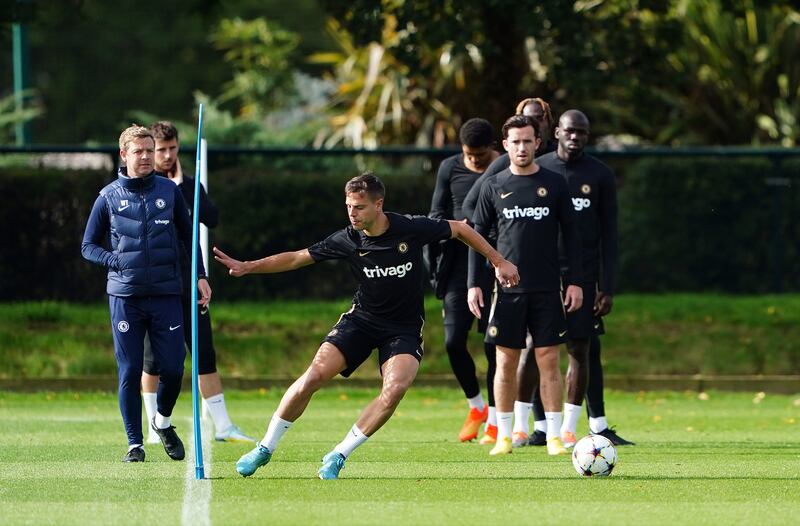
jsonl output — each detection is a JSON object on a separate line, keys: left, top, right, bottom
{"left": 2, "top": 294, "right": 799, "bottom": 378}
{"left": 1, "top": 388, "right": 798, "bottom": 525}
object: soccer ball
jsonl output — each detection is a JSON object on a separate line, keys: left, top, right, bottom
{"left": 571, "top": 434, "right": 617, "bottom": 477}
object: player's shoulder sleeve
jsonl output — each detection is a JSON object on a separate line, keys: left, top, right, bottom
{"left": 535, "top": 151, "right": 558, "bottom": 171}
{"left": 471, "top": 174, "right": 498, "bottom": 227}
{"left": 404, "top": 213, "right": 452, "bottom": 244}
{"left": 484, "top": 153, "right": 509, "bottom": 177}
{"left": 308, "top": 227, "right": 355, "bottom": 262}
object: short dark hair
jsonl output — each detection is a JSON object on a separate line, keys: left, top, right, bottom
{"left": 459, "top": 118, "right": 494, "bottom": 148}
{"left": 501, "top": 114, "right": 540, "bottom": 139}
{"left": 345, "top": 172, "right": 385, "bottom": 201}
{"left": 150, "top": 121, "right": 179, "bottom": 142}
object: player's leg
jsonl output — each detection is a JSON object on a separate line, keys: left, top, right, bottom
{"left": 140, "top": 334, "right": 160, "bottom": 444}
{"left": 483, "top": 291, "right": 527, "bottom": 455}
{"left": 586, "top": 335, "right": 635, "bottom": 445}
{"left": 441, "top": 270, "right": 487, "bottom": 441}
{"left": 478, "top": 342, "right": 498, "bottom": 444}
{"left": 477, "top": 277, "right": 498, "bottom": 444}
{"left": 560, "top": 282, "right": 595, "bottom": 446}
{"left": 109, "top": 296, "right": 148, "bottom": 462}
{"left": 147, "top": 295, "right": 187, "bottom": 460}
{"left": 561, "top": 337, "right": 589, "bottom": 447}
{"left": 320, "top": 330, "right": 421, "bottom": 480}
{"left": 530, "top": 291, "right": 570, "bottom": 455}
{"left": 512, "top": 335, "right": 535, "bottom": 447}
{"left": 534, "top": 344, "right": 567, "bottom": 455}
{"left": 238, "top": 312, "right": 372, "bottom": 477}
{"left": 187, "top": 302, "right": 255, "bottom": 442}
{"left": 237, "top": 342, "right": 348, "bottom": 477}
{"left": 491, "top": 345, "right": 522, "bottom": 455}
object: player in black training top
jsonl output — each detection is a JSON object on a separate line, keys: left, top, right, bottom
{"left": 428, "top": 118, "right": 501, "bottom": 443}
{"left": 460, "top": 97, "right": 558, "bottom": 446}
{"left": 468, "top": 114, "right": 582, "bottom": 457}
{"left": 214, "top": 172, "right": 518, "bottom": 480}
{"left": 519, "top": 110, "right": 633, "bottom": 447}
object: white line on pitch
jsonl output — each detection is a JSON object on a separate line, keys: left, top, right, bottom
{"left": 182, "top": 415, "right": 213, "bottom": 526}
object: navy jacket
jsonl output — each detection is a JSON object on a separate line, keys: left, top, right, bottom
{"left": 81, "top": 168, "right": 206, "bottom": 297}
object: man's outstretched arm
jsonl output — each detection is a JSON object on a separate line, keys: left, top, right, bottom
{"left": 213, "top": 246, "right": 315, "bottom": 277}
{"left": 448, "top": 220, "right": 518, "bottom": 288}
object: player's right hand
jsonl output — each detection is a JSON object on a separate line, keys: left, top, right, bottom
{"left": 495, "top": 259, "right": 519, "bottom": 288}
{"left": 213, "top": 246, "right": 249, "bottom": 277}
{"left": 467, "top": 287, "right": 484, "bottom": 319}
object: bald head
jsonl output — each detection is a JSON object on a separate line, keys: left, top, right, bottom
{"left": 555, "top": 110, "right": 590, "bottom": 160}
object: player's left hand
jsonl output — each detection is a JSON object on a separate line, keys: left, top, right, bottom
{"left": 564, "top": 284, "right": 583, "bottom": 312}
{"left": 197, "top": 278, "right": 212, "bottom": 307}
{"left": 213, "top": 246, "right": 250, "bottom": 277}
{"left": 495, "top": 259, "right": 519, "bottom": 289}
{"left": 594, "top": 292, "right": 613, "bottom": 316}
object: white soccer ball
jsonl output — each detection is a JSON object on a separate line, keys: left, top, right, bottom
{"left": 572, "top": 434, "right": 617, "bottom": 477}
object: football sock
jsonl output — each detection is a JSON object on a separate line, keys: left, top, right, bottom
{"left": 562, "top": 403, "right": 582, "bottom": 435}
{"left": 544, "top": 412, "right": 563, "bottom": 440}
{"left": 533, "top": 419, "right": 547, "bottom": 433}
{"left": 512, "top": 401, "right": 532, "bottom": 434}
{"left": 204, "top": 393, "right": 233, "bottom": 432}
{"left": 260, "top": 414, "right": 293, "bottom": 452}
{"left": 467, "top": 393, "right": 486, "bottom": 411}
{"left": 128, "top": 443, "right": 143, "bottom": 452}
{"left": 497, "top": 412, "right": 513, "bottom": 440}
{"left": 154, "top": 412, "right": 171, "bottom": 430}
{"left": 487, "top": 406, "right": 497, "bottom": 426}
{"left": 142, "top": 392, "right": 157, "bottom": 429}
{"left": 333, "top": 424, "right": 369, "bottom": 458}
{"left": 589, "top": 416, "right": 609, "bottom": 434}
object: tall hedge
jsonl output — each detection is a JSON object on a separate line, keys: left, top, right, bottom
{"left": 2, "top": 155, "right": 799, "bottom": 301}
{"left": 617, "top": 157, "right": 800, "bottom": 293}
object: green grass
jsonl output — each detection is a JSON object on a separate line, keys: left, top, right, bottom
{"left": 1, "top": 294, "right": 799, "bottom": 378}
{"left": 0, "top": 388, "right": 798, "bottom": 525}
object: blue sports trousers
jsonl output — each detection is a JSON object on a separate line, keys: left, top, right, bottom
{"left": 109, "top": 295, "right": 185, "bottom": 445}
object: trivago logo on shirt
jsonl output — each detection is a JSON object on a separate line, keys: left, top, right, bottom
{"left": 362, "top": 262, "right": 413, "bottom": 278}
{"left": 502, "top": 206, "right": 550, "bottom": 220}
{"left": 572, "top": 198, "right": 591, "bottom": 211}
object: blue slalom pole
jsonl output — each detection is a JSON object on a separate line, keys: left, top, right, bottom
{"left": 191, "top": 104, "right": 205, "bottom": 480}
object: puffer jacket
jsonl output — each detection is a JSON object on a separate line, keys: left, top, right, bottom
{"left": 81, "top": 168, "right": 205, "bottom": 297}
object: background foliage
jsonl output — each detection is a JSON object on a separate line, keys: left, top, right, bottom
{"left": 2, "top": 154, "right": 799, "bottom": 302}
{"left": 2, "top": 1, "right": 800, "bottom": 147}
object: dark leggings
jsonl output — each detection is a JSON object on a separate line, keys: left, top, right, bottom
{"left": 444, "top": 322, "right": 496, "bottom": 406}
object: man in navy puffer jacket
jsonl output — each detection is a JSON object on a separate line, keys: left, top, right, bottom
{"left": 81, "top": 125, "right": 212, "bottom": 463}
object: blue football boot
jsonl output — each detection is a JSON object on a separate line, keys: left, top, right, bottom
{"left": 318, "top": 451, "right": 346, "bottom": 480}
{"left": 236, "top": 444, "right": 272, "bottom": 477}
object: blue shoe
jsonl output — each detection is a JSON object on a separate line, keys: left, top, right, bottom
{"left": 318, "top": 451, "right": 346, "bottom": 480}
{"left": 236, "top": 445, "right": 272, "bottom": 477}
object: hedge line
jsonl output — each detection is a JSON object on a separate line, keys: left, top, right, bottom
{"left": 1, "top": 156, "right": 797, "bottom": 301}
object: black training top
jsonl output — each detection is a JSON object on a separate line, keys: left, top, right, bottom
{"left": 468, "top": 167, "right": 582, "bottom": 293}
{"left": 462, "top": 140, "right": 556, "bottom": 221}
{"left": 537, "top": 152, "right": 618, "bottom": 295}
{"left": 429, "top": 153, "right": 485, "bottom": 222}
{"left": 308, "top": 212, "right": 452, "bottom": 325}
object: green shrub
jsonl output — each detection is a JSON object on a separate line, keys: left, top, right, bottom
{"left": 617, "top": 156, "right": 800, "bottom": 292}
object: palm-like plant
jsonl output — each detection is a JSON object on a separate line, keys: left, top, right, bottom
{"left": 309, "top": 16, "right": 483, "bottom": 148}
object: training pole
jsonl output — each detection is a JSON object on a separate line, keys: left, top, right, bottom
{"left": 191, "top": 104, "right": 205, "bottom": 480}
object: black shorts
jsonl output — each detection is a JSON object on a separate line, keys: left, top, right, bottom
{"left": 485, "top": 291, "right": 567, "bottom": 349}
{"left": 323, "top": 308, "right": 424, "bottom": 378}
{"left": 565, "top": 282, "right": 605, "bottom": 339}
{"left": 442, "top": 257, "right": 493, "bottom": 333}
{"left": 143, "top": 295, "right": 217, "bottom": 376}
